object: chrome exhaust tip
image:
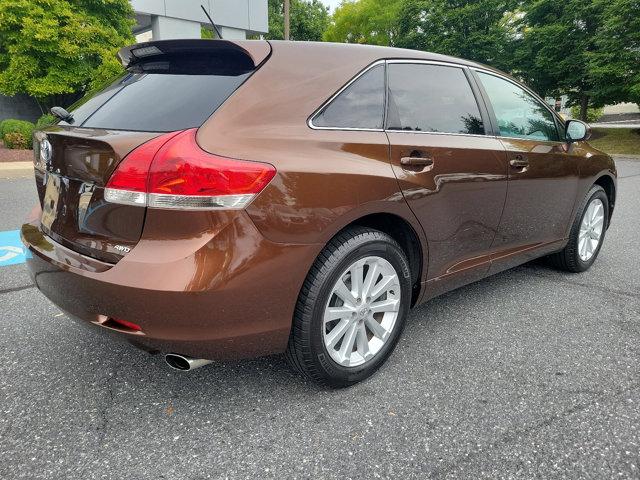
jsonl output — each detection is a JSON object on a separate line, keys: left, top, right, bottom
{"left": 165, "top": 353, "right": 213, "bottom": 371}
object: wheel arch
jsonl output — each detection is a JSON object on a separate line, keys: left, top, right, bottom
{"left": 594, "top": 174, "right": 616, "bottom": 225}
{"left": 342, "top": 212, "right": 425, "bottom": 306}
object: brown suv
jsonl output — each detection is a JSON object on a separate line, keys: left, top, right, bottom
{"left": 22, "top": 40, "right": 616, "bottom": 387}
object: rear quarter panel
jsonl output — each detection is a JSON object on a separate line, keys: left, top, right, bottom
{"left": 196, "top": 42, "right": 429, "bottom": 277}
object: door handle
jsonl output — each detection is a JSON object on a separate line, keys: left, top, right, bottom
{"left": 509, "top": 155, "right": 529, "bottom": 169}
{"left": 400, "top": 156, "right": 434, "bottom": 168}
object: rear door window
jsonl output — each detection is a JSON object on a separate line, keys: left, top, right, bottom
{"left": 477, "top": 71, "right": 560, "bottom": 141}
{"left": 386, "top": 63, "right": 485, "bottom": 135}
{"left": 312, "top": 64, "right": 385, "bottom": 130}
{"left": 65, "top": 68, "right": 251, "bottom": 132}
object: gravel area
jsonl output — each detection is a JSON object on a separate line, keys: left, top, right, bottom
{"left": 0, "top": 141, "right": 32, "bottom": 163}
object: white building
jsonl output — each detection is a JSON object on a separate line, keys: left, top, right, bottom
{"left": 131, "top": 0, "right": 269, "bottom": 41}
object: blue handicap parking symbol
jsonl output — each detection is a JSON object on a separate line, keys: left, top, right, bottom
{"left": 0, "top": 230, "right": 29, "bottom": 267}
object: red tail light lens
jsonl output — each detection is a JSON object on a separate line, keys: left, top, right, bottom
{"left": 105, "top": 129, "right": 275, "bottom": 210}
{"left": 106, "top": 131, "right": 181, "bottom": 193}
{"left": 148, "top": 130, "right": 275, "bottom": 196}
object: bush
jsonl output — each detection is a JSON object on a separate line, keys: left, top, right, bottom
{"left": 0, "top": 119, "right": 34, "bottom": 149}
{"left": 3, "top": 132, "right": 28, "bottom": 149}
{"left": 35, "top": 113, "right": 57, "bottom": 129}
{"left": 570, "top": 106, "right": 604, "bottom": 123}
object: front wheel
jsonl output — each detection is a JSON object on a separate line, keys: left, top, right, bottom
{"left": 548, "top": 185, "right": 609, "bottom": 272}
{"left": 285, "top": 227, "right": 412, "bottom": 387}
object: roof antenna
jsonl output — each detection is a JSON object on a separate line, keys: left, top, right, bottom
{"left": 201, "top": 5, "right": 223, "bottom": 39}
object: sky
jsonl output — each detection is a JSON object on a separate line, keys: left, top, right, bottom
{"left": 319, "top": 0, "right": 342, "bottom": 13}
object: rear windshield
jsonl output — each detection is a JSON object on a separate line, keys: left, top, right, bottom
{"left": 64, "top": 69, "right": 250, "bottom": 132}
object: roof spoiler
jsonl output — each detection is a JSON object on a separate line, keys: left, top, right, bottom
{"left": 118, "top": 39, "right": 264, "bottom": 73}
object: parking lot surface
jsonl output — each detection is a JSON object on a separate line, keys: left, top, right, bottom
{"left": 1, "top": 157, "right": 639, "bottom": 479}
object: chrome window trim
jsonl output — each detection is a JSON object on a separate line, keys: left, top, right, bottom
{"left": 495, "top": 135, "right": 566, "bottom": 145}
{"left": 385, "top": 129, "right": 489, "bottom": 139}
{"left": 471, "top": 67, "right": 566, "bottom": 142}
{"left": 386, "top": 59, "right": 468, "bottom": 69}
{"left": 307, "top": 125, "right": 385, "bottom": 132}
{"left": 308, "top": 60, "right": 386, "bottom": 132}
{"left": 309, "top": 60, "right": 567, "bottom": 143}
{"left": 308, "top": 58, "right": 485, "bottom": 134}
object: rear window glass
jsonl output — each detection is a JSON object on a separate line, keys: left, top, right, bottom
{"left": 65, "top": 71, "right": 250, "bottom": 132}
{"left": 312, "top": 64, "right": 385, "bottom": 130}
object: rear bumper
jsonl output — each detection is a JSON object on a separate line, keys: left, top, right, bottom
{"left": 21, "top": 209, "right": 320, "bottom": 361}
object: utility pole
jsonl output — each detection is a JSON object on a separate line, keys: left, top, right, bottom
{"left": 284, "top": 0, "right": 290, "bottom": 40}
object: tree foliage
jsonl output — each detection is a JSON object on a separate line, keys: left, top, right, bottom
{"left": 0, "top": 0, "right": 134, "bottom": 109}
{"left": 513, "top": 0, "right": 606, "bottom": 119}
{"left": 326, "top": 0, "right": 639, "bottom": 119}
{"left": 395, "top": 0, "right": 517, "bottom": 70}
{"left": 0, "top": 0, "right": 636, "bottom": 120}
{"left": 266, "top": 0, "right": 330, "bottom": 41}
{"left": 324, "top": 0, "right": 403, "bottom": 46}
{"left": 588, "top": 0, "right": 640, "bottom": 107}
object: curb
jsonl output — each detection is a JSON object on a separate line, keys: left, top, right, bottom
{"left": 611, "top": 154, "right": 640, "bottom": 160}
{"left": 591, "top": 124, "right": 640, "bottom": 129}
{"left": 0, "top": 161, "right": 33, "bottom": 178}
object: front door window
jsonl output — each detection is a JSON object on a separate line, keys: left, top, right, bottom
{"left": 477, "top": 71, "right": 559, "bottom": 141}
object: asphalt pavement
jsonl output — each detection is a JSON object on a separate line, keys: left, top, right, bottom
{"left": 1, "top": 158, "right": 639, "bottom": 479}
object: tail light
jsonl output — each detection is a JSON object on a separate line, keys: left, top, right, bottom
{"left": 104, "top": 129, "right": 276, "bottom": 210}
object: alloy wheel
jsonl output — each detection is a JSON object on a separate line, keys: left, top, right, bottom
{"left": 578, "top": 198, "right": 605, "bottom": 261}
{"left": 323, "top": 256, "right": 401, "bottom": 367}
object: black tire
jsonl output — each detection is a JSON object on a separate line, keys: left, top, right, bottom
{"left": 547, "top": 185, "right": 609, "bottom": 272}
{"left": 285, "top": 226, "right": 412, "bottom": 388}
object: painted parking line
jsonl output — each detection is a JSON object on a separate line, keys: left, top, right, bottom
{"left": 0, "top": 230, "right": 29, "bottom": 267}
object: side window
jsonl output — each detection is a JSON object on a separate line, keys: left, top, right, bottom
{"left": 386, "top": 63, "right": 485, "bottom": 135}
{"left": 477, "top": 72, "right": 560, "bottom": 141}
{"left": 312, "top": 64, "right": 385, "bottom": 129}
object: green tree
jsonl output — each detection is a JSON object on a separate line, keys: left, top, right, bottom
{"left": 588, "top": 0, "right": 640, "bottom": 108}
{"left": 513, "top": 0, "right": 605, "bottom": 120}
{"left": 0, "top": 0, "right": 134, "bottom": 111}
{"left": 267, "top": 0, "right": 330, "bottom": 41}
{"left": 395, "top": 0, "right": 518, "bottom": 70}
{"left": 323, "top": 0, "right": 403, "bottom": 46}
{"left": 201, "top": 26, "right": 215, "bottom": 39}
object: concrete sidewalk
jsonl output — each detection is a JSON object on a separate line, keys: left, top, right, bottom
{"left": 0, "top": 161, "right": 33, "bottom": 178}
{"left": 592, "top": 112, "right": 640, "bottom": 129}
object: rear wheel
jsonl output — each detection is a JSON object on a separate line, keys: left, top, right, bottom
{"left": 286, "top": 227, "right": 412, "bottom": 387}
{"left": 548, "top": 185, "right": 608, "bottom": 272}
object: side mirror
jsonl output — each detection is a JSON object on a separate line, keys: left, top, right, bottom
{"left": 565, "top": 119, "right": 591, "bottom": 143}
